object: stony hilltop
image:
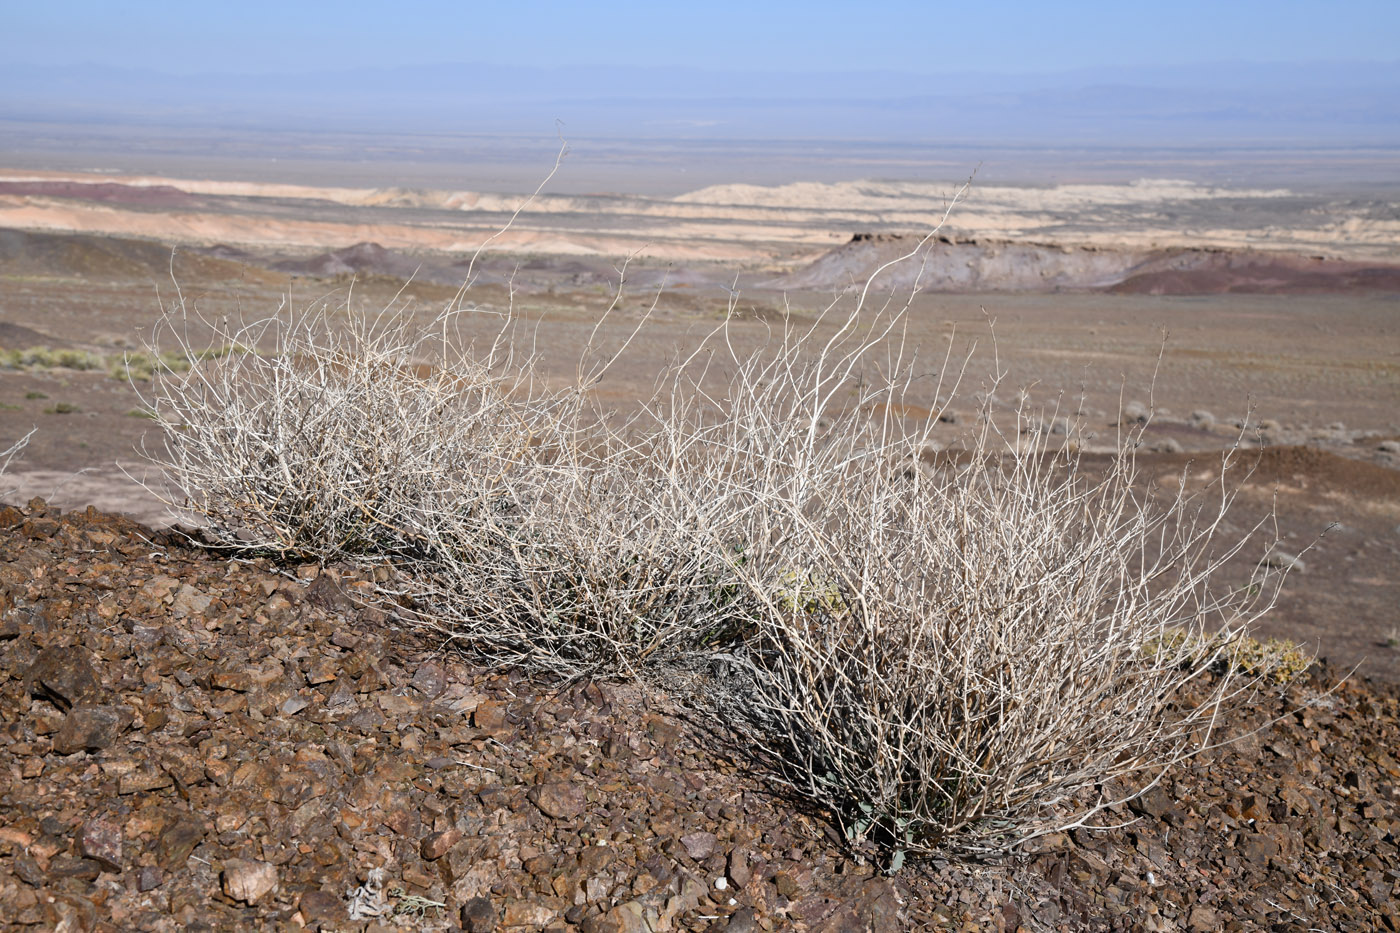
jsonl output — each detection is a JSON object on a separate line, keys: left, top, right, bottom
{"left": 2, "top": 496, "right": 1399, "bottom": 931}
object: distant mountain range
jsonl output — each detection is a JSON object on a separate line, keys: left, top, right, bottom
{"left": 3, "top": 60, "right": 1398, "bottom": 144}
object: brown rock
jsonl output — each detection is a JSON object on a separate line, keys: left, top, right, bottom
{"left": 14, "top": 854, "right": 45, "bottom": 886}
{"left": 308, "top": 572, "right": 352, "bottom": 612}
{"left": 119, "top": 767, "right": 174, "bottom": 795}
{"left": 210, "top": 670, "right": 251, "bottom": 692}
{"left": 51, "top": 705, "right": 134, "bottom": 754}
{"left": 48, "top": 856, "right": 102, "bottom": 881}
{"left": 809, "top": 878, "right": 906, "bottom": 933}
{"left": 1025, "top": 832, "right": 1069, "bottom": 853}
{"left": 1240, "top": 794, "right": 1270, "bottom": 822}
{"left": 664, "top": 877, "right": 707, "bottom": 925}
{"left": 420, "top": 827, "right": 462, "bottom": 861}
{"left": 501, "top": 901, "right": 559, "bottom": 927}
{"left": 1130, "top": 786, "right": 1181, "bottom": 824}
{"left": 473, "top": 700, "right": 509, "bottom": 735}
{"left": 137, "top": 866, "right": 164, "bottom": 892}
{"left": 713, "top": 906, "right": 758, "bottom": 933}
{"left": 298, "top": 889, "right": 347, "bottom": 927}
{"left": 460, "top": 896, "right": 497, "bottom": 933}
{"left": 222, "top": 858, "right": 279, "bottom": 905}
{"left": 1241, "top": 830, "right": 1279, "bottom": 865}
{"left": 1188, "top": 906, "right": 1221, "bottom": 932}
{"left": 378, "top": 693, "right": 418, "bottom": 716}
{"left": 680, "top": 831, "right": 718, "bottom": 860}
{"left": 305, "top": 657, "right": 338, "bottom": 685}
{"left": 728, "top": 848, "right": 753, "bottom": 889}
{"left": 27, "top": 646, "right": 101, "bottom": 710}
{"left": 529, "top": 782, "right": 586, "bottom": 820}
{"left": 402, "top": 863, "right": 436, "bottom": 891}
{"left": 157, "top": 817, "right": 205, "bottom": 869}
{"left": 411, "top": 662, "right": 447, "bottom": 699}
{"left": 584, "top": 900, "right": 649, "bottom": 933}
{"left": 170, "top": 584, "right": 213, "bottom": 618}
{"left": 47, "top": 892, "right": 97, "bottom": 933}
{"left": 78, "top": 817, "right": 122, "bottom": 872}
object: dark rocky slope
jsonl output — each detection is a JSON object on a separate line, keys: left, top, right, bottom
{"left": 1, "top": 499, "right": 1397, "bottom": 931}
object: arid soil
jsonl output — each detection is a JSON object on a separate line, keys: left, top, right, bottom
{"left": 1, "top": 498, "right": 1398, "bottom": 931}
{"left": 3, "top": 222, "right": 1398, "bottom": 679}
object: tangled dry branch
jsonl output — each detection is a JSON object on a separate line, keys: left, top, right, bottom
{"left": 138, "top": 180, "right": 1293, "bottom": 856}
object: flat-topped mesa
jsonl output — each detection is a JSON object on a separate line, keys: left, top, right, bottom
{"left": 773, "top": 236, "right": 1400, "bottom": 294}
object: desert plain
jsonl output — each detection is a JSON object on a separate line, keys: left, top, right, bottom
{"left": 1, "top": 144, "right": 1397, "bottom": 680}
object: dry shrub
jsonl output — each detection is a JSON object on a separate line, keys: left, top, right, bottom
{"left": 137, "top": 293, "right": 560, "bottom": 563}
{"left": 0, "top": 346, "right": 104, "bottom": 372}
{"left": 394, "top": 283, "right": 758, "bottom": 676}
{"left": 710, "top": 402, "right": 1280, "bottom": 857}
{"left": 137, "top": 178, "right": 1287, "bottom": 859}
{"left": 616, "top": 215, "right": 1286, "bottom": 856}
{"left": 398, "top": 434, "right": 757, "bottom": 676}
{"left": 1146, "top": 628, "right": 1313, "bottom": 685}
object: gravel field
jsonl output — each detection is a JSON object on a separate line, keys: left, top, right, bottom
{"left": 1, "top": 499, "right": 1398, "bottom": 931}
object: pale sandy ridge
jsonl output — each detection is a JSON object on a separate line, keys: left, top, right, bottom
{"left": 0, "top": 198, "right": 810, "bottom": 262}
{"left": 2, "top": 168, "right": 1398, "bottom": 264}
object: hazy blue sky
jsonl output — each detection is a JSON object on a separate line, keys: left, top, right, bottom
{"left": 7, "top": 0, "right": 1398, "bottom": 75}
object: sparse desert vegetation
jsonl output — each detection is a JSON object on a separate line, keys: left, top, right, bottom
{"left": 0, "top": 342, "right": 254, "bottom": 383}
{"left": 133, "top": 224, "right": 1305, "bottom": 863}
{"left": 0, "top": 346, "right": 104, "bottom": 372}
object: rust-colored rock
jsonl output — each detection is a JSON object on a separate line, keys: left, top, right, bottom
{"left": 222, "top": 858, "right": 279, "bottom": 905}
{"left": 51, "top": 704, "right": 133, "bottom": 754}
{"left": 26, "top": 645, "right": 101, "bottom": 710}
{"left": 78, "top": 817, "right": 122, "bottom": 872}
{"left": 297, "top": 888, "right": 347, "bottom": 927}
{"left": 472, "top": 699, "right": 509, "bottom": 735}
{"left": 528, "top": 782, "right": 586, "bottom": 820}
{"left": 420, "top": 827, "right": 462, "bottom": 861}
{"left": 584, "top": 900, "right": 649, "bottom": 933}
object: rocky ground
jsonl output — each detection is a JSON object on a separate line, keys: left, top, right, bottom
{"left": 1, "top": 497, "right": 1399, "bottom": 932}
